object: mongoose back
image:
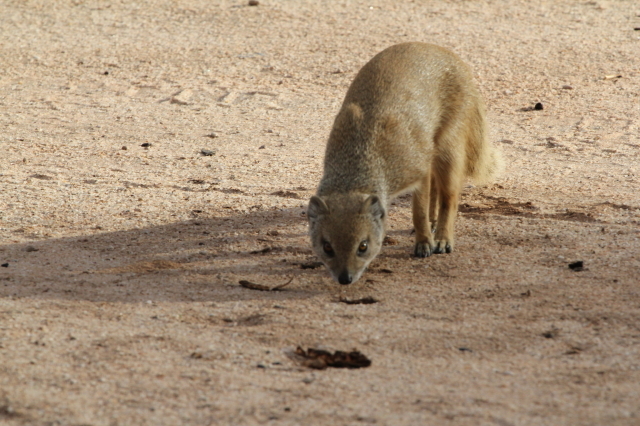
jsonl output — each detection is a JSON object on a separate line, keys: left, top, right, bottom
{"left": 308, "top": 42, "right": 502, "bottom": 285}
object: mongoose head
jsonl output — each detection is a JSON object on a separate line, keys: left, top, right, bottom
{"left": 307, "top": 194, "right": 386, "bottom": 285}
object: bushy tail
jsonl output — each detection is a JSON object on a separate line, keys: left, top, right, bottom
{"left": 465, "top": 101, "right": 504, "bottom": 185}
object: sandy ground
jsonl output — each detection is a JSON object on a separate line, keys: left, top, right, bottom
{"left": 1, "top": 0, "right": 640, "bottom": 425}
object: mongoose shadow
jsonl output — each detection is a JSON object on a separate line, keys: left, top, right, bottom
{"left": 0, "top": 208, "right": 325, "bottom": 303}
{"left": 308, "top": 42, "right": 503, "bottom": 285}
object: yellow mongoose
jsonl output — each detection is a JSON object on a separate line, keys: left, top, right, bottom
{"left": 307, "top": 42, "right": 502, "bottom": 285}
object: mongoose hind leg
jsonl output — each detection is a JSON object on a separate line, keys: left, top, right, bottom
{"left": 433, "top": 184, "right": 458, "bottom": 254}
{"left": 433, "top": 192, "right": 456, "bottom": 254}
{"left": 432, "top": 146, "right": 465, "bottom": 254}
{"left": 412, "top": 171, "right": 436, "bottom": 257}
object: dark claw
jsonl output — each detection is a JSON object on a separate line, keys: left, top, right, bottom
{"left": 413, "top": 243, "right": 432, "bottom": 258}
{"left": 433, "top": 242, "right": 453, "bottom": 254}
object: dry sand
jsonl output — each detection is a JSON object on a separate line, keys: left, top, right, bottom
{"left": 1, "top": 0, "right": 639, "bottom": 425}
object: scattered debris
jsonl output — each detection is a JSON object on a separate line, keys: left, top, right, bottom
{"left": 239, "top": 277, "right": 293, "bottom": 291}
{"left": 200, "top": 149, "right": 216, "bottom": 156}
{"left": 549, "top": 210, "right": 598, "bottom": 223}
{"left": 216, "top": 187, "right": 244, "bottom": 194}
{"left": 518, "top": 103, "right": 544, "bottom": 112}
{"left": 300, "top": 261, "right": 323, "bottom": 270}
{"left": 190, "top": 350, "right": 219, "bottom": 360}
{"left": 291, "top": 346, "right": 371, "bottom": 369}
{"left": 565, "top": 346, "right": 583, "bottom": 355}
{"left": 339, "top": 296, "right": 378, "bottom": 305}
{"left": 250, "top": 247, "right": 272, "bottom": 254}
{"left": 568, "top": 261, "right": 584, "bottom": 271}
{"left": 170, "top": 89, "right": 193, "bottom": 105}
{"left": 383, "top": 236, "right": 398, "bottom": 246}
{"left": 546, "top": 139, "right": 562, "bottom": 148}
{"left": 30, "top": 174, "right": 53, "bottom": 180}
{"left": 271, "top": 190, "right": 300, "bottom": 199}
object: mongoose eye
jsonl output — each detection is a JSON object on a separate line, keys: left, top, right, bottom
{"left": 358, "top": 241, "right": 368, "bottom": 253}
{"left": 323, "top": 241, "right": 334, "bottom": 256}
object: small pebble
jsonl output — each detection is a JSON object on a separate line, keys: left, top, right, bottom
{"left": 534, "top": 102, "right": 544, "bottom": 110}
{"left": 201, "top": 149, "right": 216, "bottom": 156}
{"left": 562, "top": 85, "right": 573, "bottom": 90}
{"left": 1, "top": 263, "right": 8, "bottom": 268}
{"left": 141, "top": 142, "right": 152, "bottom": 148}
{"left": 248, "top": 0, "right": 259, "bottom": 5}
{"left": 25, "top": 246, "right": 39, "bottom": 252}
{"left": 122, "top": 146, "right": 127, "bottom": 150}
{"left": 568, "top": 261, "right": 584, "bottom": 271}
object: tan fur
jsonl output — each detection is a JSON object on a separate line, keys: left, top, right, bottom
{"left": 308, "top": 42, "right": 503, "bottom": 285}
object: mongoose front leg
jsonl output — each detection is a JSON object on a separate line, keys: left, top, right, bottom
{"left": 429, "top": 173, "right": 438, "bottom": 233}
{"left": 412, "top": 173, "right": 435, "bottom": 257}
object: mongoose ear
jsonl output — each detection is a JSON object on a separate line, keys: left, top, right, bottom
{"left": 332, "top": 103, "right": 363, "bottom": 136}
{"left": 362, "top": 195, "right": 385, "bottom": 220}
{"left": 307, "top": 196, "right": 329, "bottom": 219}
{"left": 344, "top": 103, "right": 363, "bottom": 122}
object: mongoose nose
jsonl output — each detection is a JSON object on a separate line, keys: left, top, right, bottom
{"left": 338, "top": 271, "right": 353, "bottom": 285}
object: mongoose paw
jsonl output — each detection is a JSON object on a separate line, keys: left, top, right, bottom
{"left": 413, "top": 242, "right": 433, "bottom": 258}
{"left": 433, "top": 241, "right": 453, "bottom": 254}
